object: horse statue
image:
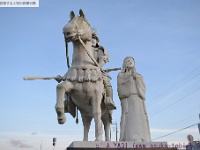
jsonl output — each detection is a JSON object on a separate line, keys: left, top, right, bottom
{"left": 55, "top": 9, "right": 112, "bottom": 141}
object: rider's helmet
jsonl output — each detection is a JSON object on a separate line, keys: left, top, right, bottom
{"left": 92, "top": 28, "right": 100, "bottom": 43}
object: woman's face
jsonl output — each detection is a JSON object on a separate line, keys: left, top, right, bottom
{"left": 125, "top": 58, "right": 135, "bottom": 68}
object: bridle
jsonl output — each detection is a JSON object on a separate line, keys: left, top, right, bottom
{"left": 64, "top": 18, "right": 92, "bottom": 68}
{"left": 64, "top": 18, "right": 91, "bottom": 40}
{"left": 64, "top": 17, "right": 106, "bottom": 75}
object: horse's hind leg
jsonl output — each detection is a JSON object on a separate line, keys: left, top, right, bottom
{"left": 102, "top": 111, "right": 112, "bottom": 141}
{"left": 81, "top": 114, "right": 92, "bottom": 141}
{"left": 55, "top": 81, "right": 73, "bottom": 124}
{"left": 93, "top": 90, "right": 103, "bottom": 141}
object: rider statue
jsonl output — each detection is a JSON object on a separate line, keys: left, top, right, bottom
{"left": 54, "top": 29, "right": 116, "bottom": 124}
{"left": 92, "top": 29, "right": 116, "bottom": 110}
{"left": 24, "top": 10, "right": 119, "bottom": 141}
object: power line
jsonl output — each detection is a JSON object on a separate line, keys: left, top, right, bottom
{"left": 152, "top": 123, "right": 198, "bottom": 141}
{"left": 159, "top": 113, "right": 198, "bottom": 130}
{"left": 147, "top": 52, "right": 200, "bottom": 107}
{"left": 148, "top": 80, "right": 200, "bottom": 115}
{"left": 149, "top": 80, "right": 200, "bottom": 116}
{"left": 147, "top": 65, "right": 200, "bottom": 108}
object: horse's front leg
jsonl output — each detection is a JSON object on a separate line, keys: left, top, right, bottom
{"left": 102, "top": 111, "right": 112, "bottom": 141}
{"left": 93, "top": 89, "right": 103, "bottom": 141}
{"left": 81, "top": 114, "right": 92, "bottom": 141}
{"left": 55, "top": 81, "right": 73, "bottom": 124}
{"left": 104, "top": 123, "right": 111, "bottom": 141}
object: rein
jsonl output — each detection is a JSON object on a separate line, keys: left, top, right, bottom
{"left": 65, "top": 28, "right": 106, "bottom": 74}
{"left": 65, "top": 37, "right": 70, "bottom": 68}
{"left": 64, "top": 22, "right": 91, "bottom": 69}
{"left": 78, "top": 36, "right": 99, "bottom": 68}
{"left": 78, "top": 35, "right": 106, "bottom": 74}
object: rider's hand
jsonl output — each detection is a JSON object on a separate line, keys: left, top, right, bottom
{"left": 55, "top": 75, "right": 63, "bottom": 83}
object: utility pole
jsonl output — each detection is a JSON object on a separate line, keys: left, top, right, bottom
{"left": 112, "top": 122, "right": 118, "bottom": 141}
{"left": 198, "top": 113, "right": 200, "bottom": 135}
{"left": 53, "top": 137, "right": 56, "bottom": 150}
{"left": 40, "top": 140, "right": 42, "bottom": 150}
{"left": 186, "top": 114, "right": 200, "bottom": 150}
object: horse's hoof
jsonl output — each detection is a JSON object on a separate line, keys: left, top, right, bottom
{"left": 95, "top": 139, "right": 102, "bottom": 141}
{"left": 58, "top": 116, "right": 66, "bottom": 124}
{"left": 105, "top": 138, "right": 110, "bottom": 141}
{"left": 95, "top": 137, "right": 102, "bottom": 141}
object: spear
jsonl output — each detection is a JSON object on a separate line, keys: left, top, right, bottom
{"left": 23, "top": 75, "right": 62, "bottom": 81}
{"left": 23, "top": 68, "right": 121, "bottom": 81}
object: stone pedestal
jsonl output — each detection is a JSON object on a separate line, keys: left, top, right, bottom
{"left": 67, "top": 141, "right": 177, "bottom": 150}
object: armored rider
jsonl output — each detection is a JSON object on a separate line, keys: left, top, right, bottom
{"left": 92, "top": 30, "right": 116, "bottom": 110}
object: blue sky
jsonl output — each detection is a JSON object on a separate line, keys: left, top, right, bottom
{"left": 0, "top": 0, "right": 200, "bottom": 149}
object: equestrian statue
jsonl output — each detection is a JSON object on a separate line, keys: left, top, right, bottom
{"left": 24, "top": 9, "right": 121, "bottom": 141}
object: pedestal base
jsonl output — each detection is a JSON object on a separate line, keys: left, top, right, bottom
{"left": 67, "top": 141, "right": 177, "bottom": 150}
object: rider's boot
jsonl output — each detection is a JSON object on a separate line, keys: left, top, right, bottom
{"left": 104, "top": 86, "right": 116, "bottom": 110}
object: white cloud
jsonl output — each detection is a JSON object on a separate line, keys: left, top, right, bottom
{"left": 31, "top": 132, "right": 37, "bottom": 135}
{"left": 9, "top": 139, "right": 33, "bottom": 149}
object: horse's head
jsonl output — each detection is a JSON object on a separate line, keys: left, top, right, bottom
{"left": 63, "top": 9, "right": 92, "bottom": 42}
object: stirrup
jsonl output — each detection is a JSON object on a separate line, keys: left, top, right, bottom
{"left": 104, "top": 97, "right": 116, "bottom": 110}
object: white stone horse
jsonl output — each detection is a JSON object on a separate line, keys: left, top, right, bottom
{"left": 55, "top": 9, "right": 112, "bottom": 141}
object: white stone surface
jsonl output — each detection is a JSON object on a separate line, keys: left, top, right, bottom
{"left": 55, "top": 9, "right": 114, "bottom": 142}
{"left": 68, "top": 141, "right": 168, "bottom": 148}
{"left": 117, "top": 57, "right": 151, "bottom": 142}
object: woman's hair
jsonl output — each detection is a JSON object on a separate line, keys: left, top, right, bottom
{"left": 122, "top": 56, "right": 135, "bottom": 72}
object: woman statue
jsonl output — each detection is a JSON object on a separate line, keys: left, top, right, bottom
{"left": 117, "top": 56, "right": 151, "bottom": 142}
